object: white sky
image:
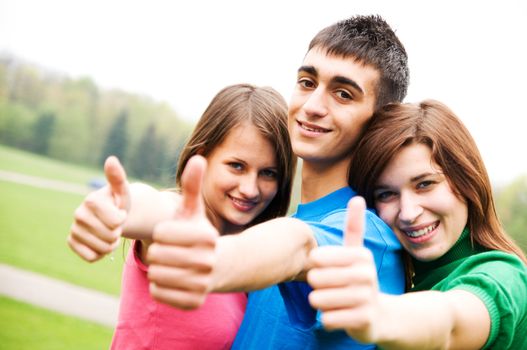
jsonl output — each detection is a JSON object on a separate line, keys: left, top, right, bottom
{"left": 1, "top": 0, "right": 526, "bottom": 185}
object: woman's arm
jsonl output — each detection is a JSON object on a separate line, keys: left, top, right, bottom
{"left": 213, "top": 217, "right": 317, "bottom": 291}
{"left": 147, "top": 156, "right": 318, "bottom": 309}
{"left": 307, "top": 197, "right": 490, "bottom": 349}
{"left": 123, "top": 183, "right": 179, "bottom": 240}
{"left": 370, "top": 290, "right": 490, "bottom": 350}
{"left": 67, "top": 156, "right": 179, "bottom": 261}
{"left": 147, "top": 217, "right": 317, "bottom": 309}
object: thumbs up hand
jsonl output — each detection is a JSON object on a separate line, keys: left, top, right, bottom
{"left": 67, "top": 156, "right": 130, "bottom": 262}
{"left": 307, "top": 196, "right": 382, "bottom": 344}
{"left": 147, "top": 155, "right": 219, "bottom": 310}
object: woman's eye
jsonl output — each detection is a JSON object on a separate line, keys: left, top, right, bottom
{"left": 260, "top": 169, "right": 278, "bottom": 179}
{"left": 417, "top": 180, "right": 434, "bottom": 190}
{"left": 374, "top": 191, "right": 395, "bottom": 202}
{"left": 228, "top": 162, "right": 243, "bottom": 171}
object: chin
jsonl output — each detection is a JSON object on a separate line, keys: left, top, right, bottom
{"left": 227, "top": 215, "right": 255, "bottom": 227}
{"left": 411, "top": 250, "right": 443, "bottom": 262}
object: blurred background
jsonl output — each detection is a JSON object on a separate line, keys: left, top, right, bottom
{"left": 1, "top": 0, "right": 526, "bottom": 348}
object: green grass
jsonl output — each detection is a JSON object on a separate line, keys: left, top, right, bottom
{"left": 0, "top": 180, "right": 127, "bottom": 295}
{"left": 0, "top": 145, "right": 135, "bottom": 295}
{"left": 0, "top": 144, "right": 105, "bottom": 185}
{"left": 0, "top": 296, "right": 114, "bottom": 350}
{"left": 0, "top": 145, "right": 125, "bottom": 348}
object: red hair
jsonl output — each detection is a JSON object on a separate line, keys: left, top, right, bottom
{"left": 349, "top": 100, "right": 526, "bottom": 267}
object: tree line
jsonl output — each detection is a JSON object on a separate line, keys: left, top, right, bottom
{"left": 0, "top": 53, "right": 193, "bottom": 186}
{"left": 495, "top": 176, "right": 527, "bottom": 255}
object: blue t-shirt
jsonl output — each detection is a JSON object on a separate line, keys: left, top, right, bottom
{"left": 232, "top": 187, "right": 404, "bottom": 349}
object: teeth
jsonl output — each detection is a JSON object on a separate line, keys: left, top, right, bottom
{"left": 404, "top": 223, "right": 437, "bottom": 238}
{"left": 300, "top": 123, "right": 328, "bottom": 133}
{"left": 231, "top": 197, "right": 255, "bottom": 208}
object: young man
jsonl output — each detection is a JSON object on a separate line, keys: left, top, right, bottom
{"left": 147, "top": 15, "right": 410, "bottom": 349}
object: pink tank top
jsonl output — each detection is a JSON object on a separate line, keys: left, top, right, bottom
{"left": 110, "top": 241, "right": 247, "bottom": 349}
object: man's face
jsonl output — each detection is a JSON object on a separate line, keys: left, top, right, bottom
{"left": 288, "top": 48, "right": 380, "bottom": 165}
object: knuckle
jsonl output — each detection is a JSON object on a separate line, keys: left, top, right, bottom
{"left": 306, "top": 269, "right": 319, "bottom": 286}
{"left": 66, "top": 233, "right": 74, "bottom": 245}
{"left": 69, "top": 224, "right": 82, "bottom": 239}
{"left": 199, "top": 254, "right": 216, "bottom": 271}
{"left": 99, "top": 244, "right": 113, "bottom": 255}
{"left": 73, "top": 206, "right": 86, "bottom": 223}
{"left": 308, "top": 291, "right": 319, "bottom": 308}
{"left": 306, "top": 270, "right": 315, "bottom": 285}
{"left": 152, "top": 222, "right": 170, "bottom": 241}
{"left": 84, "top": 196, "right": 98, "bottom": 209}
{"left": 107, "top": 213, "right": 124, "bottom": 229}
{"left": 147, "top": 264, "right": 162, "bottom": 281}
{"left": 146, "top": 244, "right": 159, "bottom": 262}
{"left": 86, "top": 254, "right": 98, "bottom": 263}
{"left": 359, "top": 248, "right": 374, "bottom": 261}
{"left": 188, "top": 294, "right": 206, "bottom": 309}
{"left": 194, "top": 277, "right": 211, "bottom": 293}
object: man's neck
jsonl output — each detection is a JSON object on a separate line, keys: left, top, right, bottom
{"left": 300, "top": 157, "right": 350, "bottom": 203}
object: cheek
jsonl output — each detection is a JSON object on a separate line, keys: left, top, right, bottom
{"left": 376, "top": 203, "right": 397, "bottom": 228}
{"left": 287, "top": 112, "right": 297, "bottom": 131}
{"left": 261, "top": 182, "right": 279, "bottom": 202}
{"left": 216, "top": 176, "right": 238, "bottom": 194}
{"left": 432, "top": 193, "right": 461, "bottom": 220}
{"left": 202, "top": 172, "right": 215, "bottom": 197}
{"left": 204, "top": 171, "right": 232, "bottom": 198}
{"left": 446, "top": 197, "right": 469, "bottom": 230}
{"left": 288, "top": 93, "right": 304, "bottom": 117}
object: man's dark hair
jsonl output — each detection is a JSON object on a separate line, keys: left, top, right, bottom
{"left": 309, "top": 15, "right": 409, "bottom": 109}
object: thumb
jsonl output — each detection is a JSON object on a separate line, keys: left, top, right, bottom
{"left": 104, "top": 156, "right": 129, "bottom": 210}
{"left": 178, "top": 155, "right": 207, "bottom": 218}
{"left": 343, "top": 196, "right": 366, "bottom": 247}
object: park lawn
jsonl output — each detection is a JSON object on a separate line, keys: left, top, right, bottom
{"left": 0, "top": 180, "right": 127, "bottom": 295}
{"left": 0, "top": 296, "right": 114, "bottom": 350}
{"left": 0, "top": 144, "right": 105, "bottom": 185}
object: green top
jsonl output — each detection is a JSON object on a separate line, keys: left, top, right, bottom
{"left": 412, "top": 229, "right": 527, "bottom": 349}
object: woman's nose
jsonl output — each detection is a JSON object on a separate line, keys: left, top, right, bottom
{"left": 238, "top": 174, "right": 260, "bottom": 199}
{"left": 398, "top": 192, "right": 423, "bottom": 224}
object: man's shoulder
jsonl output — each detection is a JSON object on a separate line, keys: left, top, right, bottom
{"left": 364, "top": 209, "right": 391, "bottom": 232}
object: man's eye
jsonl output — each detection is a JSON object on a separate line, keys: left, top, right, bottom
{"left": 336, "top": 89, "right": 352, "bottom": 100}
{"left": 298, "top": 78, "right": 315, "bottom": 89}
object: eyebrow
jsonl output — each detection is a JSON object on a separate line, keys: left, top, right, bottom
{"left": 410, "top": 172, "right": 442, "bottom": 182}
{"left": 298, "top": 65, "right": 317, "bottom": 76}
{"left": 374, "top": 172, "right": 443, "bottom": 190}
{"left": 372, "top": 184, "right": 389, "bottom": 193}
{"left": 298, "top": 65, "right": 364, "bottom": 95}
{"left": 230, "top": 156, "right": 278, "bottom": 170}
{"left": 333, "top": 76, "right": 363, "bottom": 95}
